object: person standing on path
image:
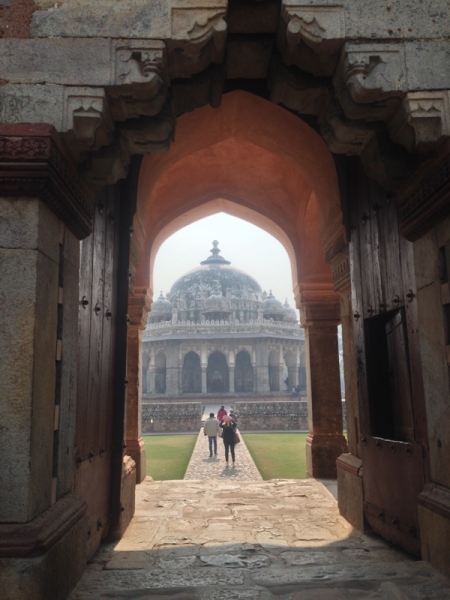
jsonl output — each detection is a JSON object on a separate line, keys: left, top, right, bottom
{"left": 203, "top": 412, "right": 220, "bottom": 457}
{"left": 217, "top": 405, "right": 227, "bottom": 423}
{"left": 220, "top": 415, "right": 237, "bottom": 468}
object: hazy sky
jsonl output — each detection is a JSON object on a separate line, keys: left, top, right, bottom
{"left": 152, "top": 212, "right": 298, "bottom": 311}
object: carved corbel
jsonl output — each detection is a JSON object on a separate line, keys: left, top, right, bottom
{"left": 361, "top": 131, "right": 411, "bottom": 188}
{"left": 109, "top": 40, "right": 169, "bottom": 121}
{"left": 278, "top": 4, "right": 345, "bottom": 77}
{"left": 335, "top": 43, "right": 406, "bottom": 106}
{"left": 86, "top": 133, "right": 131, "bottom": 186}
{"left": 389, "top": 91, "right": 450, "bottom": 153}
{"left": 172, "top": 64, "right": 225, "bottom": 116}
{"left": 119, "top": 104, "right": 175, "bottom": 155}
{"left": 62, "top": 87, "right": 113, "bottom": 158}
{"left": 169, "top": 2, "right": 227, "bottom": 78}
{"left": 318, "top": 97, "right": 376, "bottom": 155}
{"left": 269, "top": 62, "right": 330, "bottom": 115}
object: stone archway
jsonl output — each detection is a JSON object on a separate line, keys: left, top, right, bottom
{"left": 2, "top": 2, "right": 450, "bottom": 594}
{"left": 126, "top": 91, "right": 347, "bottom": 483}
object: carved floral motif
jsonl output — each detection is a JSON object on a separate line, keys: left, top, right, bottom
{"left": 0, "top": 136, "right": 51, "bottom": 159}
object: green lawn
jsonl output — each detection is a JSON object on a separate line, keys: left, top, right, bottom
{"left": 144, "top": 434, "right": 197, "bottom": 480}
{"left": 242, "top": 432, "right": 308, "bottom": 480}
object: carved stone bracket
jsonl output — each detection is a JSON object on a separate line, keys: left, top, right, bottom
{"left": 118, "top": 103, "right": 175, "bottom": 155}
{"left": 335, "top": 43, "right": 406, "bottom": 107}
{"left": 169, "top": 2, "right": 228, "bottom": 78}
{"left": 269, "top": 62, "right": 330, "bottom": 116}
{"left": 86, "top": 132, "right": 131, "bottom": 186}
{"left": 0, "top": 124, "right": 95, "bottom": 239}
{"left": 172, "top": 64, "right": 225, "bottom": 115}
{"left": 109, "top": 40, "right": 169, "bottom": 121}
{"left": 389, "top": 91, "right": 450, "bottom": 153}
{"left": 62, "top": 87, "right": 113, "bottom": 158}
{"left": 278, "top": 4, "right": 345, "bottom": 77}
{"left": 318, "top": 97, "right": 376, "bottom": 155}
{"left": 361, "top": 131, "right": 411, "bottom": 188}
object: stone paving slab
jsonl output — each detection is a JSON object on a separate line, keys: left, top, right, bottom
{"left": 184, "top": 428, "right": 262, "bottom": 481}
{"left": 69, "top": 479, "right": 450, "bottom": 600}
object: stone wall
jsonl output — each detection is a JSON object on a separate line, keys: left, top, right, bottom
{"left": 142, "top": 399, "right": 346, "bottom": 433}
{"left": 142, "top": 402, "right": 202, "bottom": 433}
{"left": 235, "top": 401, "right": 347, "bottom": 431}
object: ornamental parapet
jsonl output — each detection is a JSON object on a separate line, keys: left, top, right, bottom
{"left": 143, "top": 319, "right": 304, "bottom": 340}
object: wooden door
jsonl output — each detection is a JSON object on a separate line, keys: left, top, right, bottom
{"left": 348, "top": 160, "right": 429, "bottom": 555}
{"left": 74, "top": 187, "right": 118, "bottom": 558}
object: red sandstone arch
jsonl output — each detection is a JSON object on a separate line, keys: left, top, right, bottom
{"left": 135, "top": 90, "right": 344, "bottom": 302}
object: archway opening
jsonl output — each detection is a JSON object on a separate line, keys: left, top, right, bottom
{"left": 235, "top": 350, "right": 253, "bottom": 393}
{"left": 129, "top": 90, "right": 346, "bottom": 485}
{"left": 182, "top": 351, "right": 202, "bottom": 394}
{"left": 207, "top": 351, "right": 229, "bottom": 393}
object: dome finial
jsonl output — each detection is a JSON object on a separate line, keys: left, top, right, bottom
{"left": 200, "top": 240, "right": 231, "bottom": 265}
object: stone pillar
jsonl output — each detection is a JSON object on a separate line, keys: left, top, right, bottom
{"left": 126, "top": 294, "right": 151, "bottom": 483}
{"left": 331, "top": 249, "right": 365, "bottom": 531}
{"left": 147, "top": 367, "right": 154, "bottom": 394}
{"left": 201, "top": 367, "right": 207, "bottom": 393}
{"left": 0, "top": 124, "right": 92, "bottom": 599}
{"left": 279, "top": 365, "right": 285, "bottom": 392}
{"left": 229, "top": 367, "right": 235, "bottom": 393}
{"left": 300, "top": 287, "right": 348, "bottom": 478}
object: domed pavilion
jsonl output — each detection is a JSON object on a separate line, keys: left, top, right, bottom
{"left": 142, "top": 241, "right": 306, "bottom": 398}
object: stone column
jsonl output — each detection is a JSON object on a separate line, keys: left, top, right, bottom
{"left": 147, "top": 367, "right": 154, "bottom": 394}
{"left": 300, "top": 287, "right": 348, "bottom": 478}
{"left": 0, "top": 124, "right": 92, "bottom": 598}
{"left": 201, "top": 367, "right": 207, "bottom": 393}
{"left": 229, "top": 367, "right": 235, "bottom": 393}
{"left": 126, "top": 294, "right": 151, "bottom": 483}
{"left": 279, "top": 365, "right": 285, "bottom": 392}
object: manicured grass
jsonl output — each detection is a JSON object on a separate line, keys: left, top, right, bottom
{"left": 143, "top": 434, "right": 197, "bottom": 480}
{"left": 242, "top": 432, "right": 308, "bottom": 480}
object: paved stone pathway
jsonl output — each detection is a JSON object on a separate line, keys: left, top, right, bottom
{"left": 184, "top": 428, "right": 262, "bottom": 481}
{"left": 69, "top": 478, "right": 450, "bottom": 600}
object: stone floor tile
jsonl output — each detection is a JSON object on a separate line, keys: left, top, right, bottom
{"left": 69, "top": 479, "right": 450, "bottom": 600}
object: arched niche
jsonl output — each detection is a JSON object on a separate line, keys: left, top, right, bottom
{"left": 268, "top": 349, "right": 280, "bottom": 392}
{"left": 154, "top": 352, "right": 166, "bottom": 394}
{"left": 235, "top": 350, "right": 253, "bottom": 393}
{"left": 207, "top": 351, "right": 229, "bottom": 393}
{"left": 182, "top": 351, "right": 202, "bottom": 394}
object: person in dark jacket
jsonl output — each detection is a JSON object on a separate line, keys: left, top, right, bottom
{"left": 220, "top": 415, "right": 237, "bottom": 467}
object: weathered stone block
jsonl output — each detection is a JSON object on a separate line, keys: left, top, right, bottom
{"left": 0, "top": 84, "right": 64, "bottom": 130}
{"left": 0, "top": 39, "right": 112, "bottom": 85}
{"left": 0, "top": 199, "right": 60, "bottom": 523}
{"left": 336, "top": 453, "right": 365, "bottom": 531}
{"left": 0, "top": 509, "right": 88, "bottom": 600}
{"left": 31, "top": 0, "right": 171, "bottom": 39}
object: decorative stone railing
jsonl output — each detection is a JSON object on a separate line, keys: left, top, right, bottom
{"left": 142, "top": 319, "right": 305, "bottom": 340}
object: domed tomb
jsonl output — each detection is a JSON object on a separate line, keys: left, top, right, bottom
{"left": 169, "top": 240, "right": 263, "bottom": 322}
